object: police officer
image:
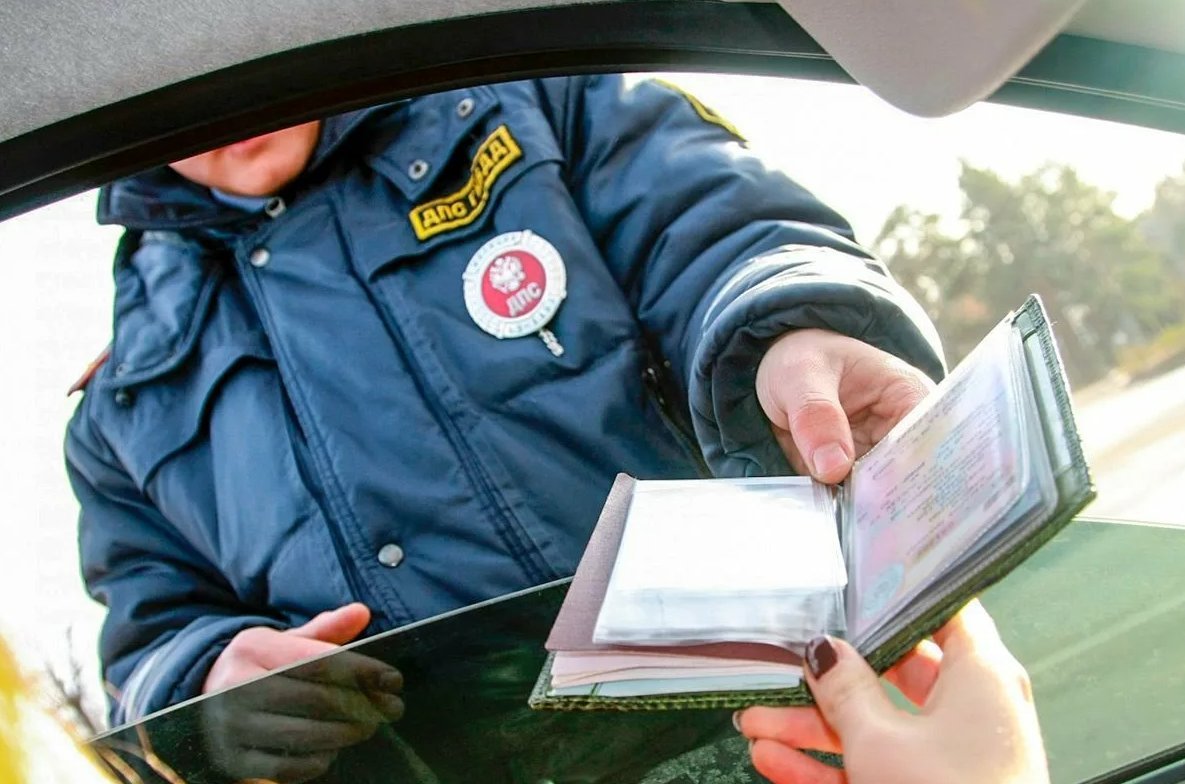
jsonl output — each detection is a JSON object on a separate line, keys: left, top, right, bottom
{"left": 67, "top": 75, "right": 943, "bottom": 736}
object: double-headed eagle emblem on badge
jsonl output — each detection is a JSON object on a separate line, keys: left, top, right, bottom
{"left": 488, "top": 256, "right": 527, "bottom": 294}
{"left": 463, "top": 230, "right": 567, "bottom": 342}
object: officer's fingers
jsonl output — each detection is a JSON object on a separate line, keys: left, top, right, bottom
{"left": 750, "top": 740, "right": 846, "bottom": 784}
{"left": 294, "top": 650, "right": 403, "bottom": 694}
{"left": 252, "top": 633, "right": 340, "bottom": 672}
{"left": 239, "top": 711, "right": 381, "bottom": 753}
{"left": 288, "top": 603, "right": 372, "bottom": 645}
{"left": 232, "top": 749, "right": 338, "bottom": 784}
{"left": 785, "top": 386, "right": 854, "bottom": 484}
{"left": 204, "top": 627, "right": 336, "bottom": 693}
{"left": 203, "top": 694, "right": 373, "bottom": 748}
{"left": 771, "top": 425, "right": 811, "bottom": 477}
{"left": 757, "top": 331, "right": 854, "bottom": 484}
{"left": 365, "top": 689, "right": 406, "bottom": 722}
{"left": 235, "top": 675, "right": 390, "bottom": 723}
{"left": 735, "top": 706, "right": 841, "bottom": 754}
{"left": 285, "top": 658, "right": 405, "bottom": 722}
{"left": 883, "top": 639, "right": 943, "bottom": 706}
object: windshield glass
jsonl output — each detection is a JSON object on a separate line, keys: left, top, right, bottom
{"left": 2, "top": 72, "right": 1184, "bottom": 784}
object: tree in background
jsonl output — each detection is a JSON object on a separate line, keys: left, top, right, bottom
{"left": 1140, "top": 163, "right": 1185, "bottom": 279}
{"left": 877, "top": 162, "right": 1185, "bottom": 386}
{"left": 41, "top": 627, "right": 105, "bottom": 739}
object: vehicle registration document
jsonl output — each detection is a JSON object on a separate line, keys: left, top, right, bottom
{"left": 532, "top": 295, "right": 1096, "bottom": 711}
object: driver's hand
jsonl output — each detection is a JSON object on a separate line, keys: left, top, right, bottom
{"left": 736, "top": 601, "right": 1049, "bottom": 784}
{"left": 199, "top": 603, "right": 404, "bottom": 783}
{"left": 757, "top": 329, "right": 935, "bottom": 484}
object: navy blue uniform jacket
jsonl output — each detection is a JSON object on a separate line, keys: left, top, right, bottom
{"left": 66, "top": 76, "right": 944, "bottom": 724}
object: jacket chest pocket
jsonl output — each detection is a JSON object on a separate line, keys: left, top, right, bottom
{"left": 98, "top": 336, "right": 275, "bottom": 500}
{"left": 96, "top": 336, "right": 355, "bottom": 608}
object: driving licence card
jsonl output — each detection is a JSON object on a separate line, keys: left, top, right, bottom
{"left": 848, "top": 322, "right": 1027, "bottom": 640}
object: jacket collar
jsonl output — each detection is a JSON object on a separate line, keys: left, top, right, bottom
{"left": 96, "top": 104, "right": 404, "bottom": 231}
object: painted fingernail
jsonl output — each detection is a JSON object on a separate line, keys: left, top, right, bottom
{"left": 811, "top": 443, "right": 849, "bottom": 479}
{"left": 732, "top": 709, "right": 744, "bottom": 732}
{"left": 806, "top": 636, "right": 838, "bottom": 679}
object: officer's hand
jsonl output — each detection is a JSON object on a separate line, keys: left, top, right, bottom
{"left": 199, "top": 603, "right": 404, "bottom": 783}
{"left": 204, "top": 603, "right": 377, "bottom": 692}
{"left": 756, "top": 329, "right": 934, "bottom": 484}
{"left": 735, "top": 601, "right": 1049, "bottom": 784}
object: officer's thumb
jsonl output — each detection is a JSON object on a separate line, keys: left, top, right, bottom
{"left": 289, "top": 603, "right": 372, "bottom": 645}
{"left": 758, "top": 332, "right": 854, "bottom": 484}
{"left": 805, "top": 636, "right": 897, "bottom": 740}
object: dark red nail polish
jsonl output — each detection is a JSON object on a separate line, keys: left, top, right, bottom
{"left": 806, "top": 636, "right": 838, "bottom": 679}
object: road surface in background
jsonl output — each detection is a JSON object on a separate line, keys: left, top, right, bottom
{"left": 986, "top": 363, "right": 1185, "bottom": 782}
{"left": 1075, "top": 363, "right": 1185, "bottom": 528}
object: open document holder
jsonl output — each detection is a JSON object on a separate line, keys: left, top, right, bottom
{"left": 530, "top": 295, "right": 1095, "bottom": 711}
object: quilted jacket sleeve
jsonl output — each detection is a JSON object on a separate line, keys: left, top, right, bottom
{"left": 541, "top": 74, "right": 945, "bottom": 476}
{"left": 66, "top": 412, "right": 283, "bottom": 726}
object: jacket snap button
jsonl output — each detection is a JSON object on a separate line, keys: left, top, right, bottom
{"left": 249, "top": 247, "right": 270, "bottom": 268}
{"left": 456, "top": 97, "right": 475, "bottom": 118}
{"left": 408, "top": 160, "right": 430, "bottom": 181}
{"left": 377, "top": 543, "right": 404, "bottom": 568}
{"left": 114, "top": 388, "right": 134, "bottom": 407}
{"left": 264, "top": 197, "right": 286, "bottom": 218}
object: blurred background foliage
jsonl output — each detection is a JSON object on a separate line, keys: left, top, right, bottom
{"left": 878, "top": 162, "right": 1185, "bottom": 386}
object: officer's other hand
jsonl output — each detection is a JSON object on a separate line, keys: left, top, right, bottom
{"left": 756, "top": 329, "right": 934, "bottom": 484}
{"left": 199, "top": 603, "right": 404, "bottom": 783}
{"left": 204, "top": 603, "right": 374, "bottom": 692}
{"left": 735, "top": 601, "right": 1048, "bottom": 784}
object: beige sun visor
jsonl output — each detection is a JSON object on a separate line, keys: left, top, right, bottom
{"left": 770, "top": 0, "right": 1090, "bottom": 116}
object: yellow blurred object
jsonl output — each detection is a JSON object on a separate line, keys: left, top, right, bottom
{"left": 0, "top": 632, "right": 22, "bottom": 782}
{"left": 0, "top": 636, "right": 114, "bottom": 783}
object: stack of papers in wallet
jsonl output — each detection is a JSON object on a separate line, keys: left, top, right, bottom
{"left": 595, "top": 479, "right": 847, "bottom": 646}
{"left": 542, "top": 476, "right": 847, "bottom": 697}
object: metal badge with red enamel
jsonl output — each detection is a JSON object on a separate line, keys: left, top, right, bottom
{"left": 463, "top": 230, "right": 567, "bottom": 354}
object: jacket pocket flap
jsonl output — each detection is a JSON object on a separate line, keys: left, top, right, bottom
{"left": 99, "top": 335, "right": 273, "bottom": 489}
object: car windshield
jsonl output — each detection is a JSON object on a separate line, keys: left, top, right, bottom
{"left": 2, "top": 72, "right": 1184, "bottom": 784}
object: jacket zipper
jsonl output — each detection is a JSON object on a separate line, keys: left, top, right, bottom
{"left": 280, "top": 396, "right": 376, "bottom": 609}
{"left": 235, "top": 257, "right": 405, "bottom": 621}
{"left": 643, "top": 362, "right": 713, "bottom": 478}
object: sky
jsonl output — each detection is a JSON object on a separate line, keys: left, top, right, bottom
{"left": 658, "top": 74, "right": 1185, "bottom": 242}
{"left": 0, "top": 72, "right": 1181, "bottom": 725}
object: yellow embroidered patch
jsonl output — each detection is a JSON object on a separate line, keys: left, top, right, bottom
{"left": 654, "top": 79, "right": 747, "bottom": 142}
{"left": 409, "top": 125, "right": 523, "bottom": 241}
